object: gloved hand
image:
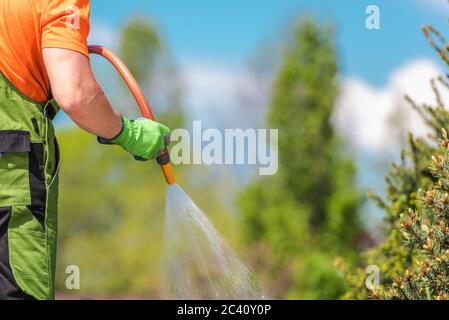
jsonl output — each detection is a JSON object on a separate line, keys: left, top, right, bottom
{"left": 99, "top": 116, "right": 171, "bottom": 160}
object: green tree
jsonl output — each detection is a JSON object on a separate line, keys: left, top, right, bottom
{"left": 118, "top": 19, "right": 183, "bottom": 129}
{"left": 338, "top": 133, "right": 434, "bottom": 299}
{"left": 386, "top": 131, "right": 449, "bottom": 299}
{"left": 239, "top": 17, "right": 362, "bottom": 299}
{"left": 341, "top": 24, "right": 449, "bottom": 300}
{"left": 119, "top": 19, "right": 162, "bottom": 86}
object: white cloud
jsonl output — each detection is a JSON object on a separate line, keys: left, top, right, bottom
{"left": 181, "top": 63, "right": 270, "bottom": 129}
{"left": 333, "top": 59, "right": 449, "bottom": 154}
{"left": 177, "top": 58, "right": 449, "bottom": 157}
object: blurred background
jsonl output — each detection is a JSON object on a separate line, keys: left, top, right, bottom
{"left": 54, "top": 0, "right": 449, "bottom": 299}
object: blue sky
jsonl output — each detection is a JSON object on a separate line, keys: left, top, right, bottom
{"left": 87, "top": 1, "right": 449, "bottom": 217}
{"left": 84, "top": 0, "right": 449, "bottom": 227}
{"left": 89, "top": 0, "right": 449, "bottom": 87}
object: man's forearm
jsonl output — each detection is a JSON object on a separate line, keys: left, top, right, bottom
{"left": 64, "top": 83, "right": 123, "bottom": 140}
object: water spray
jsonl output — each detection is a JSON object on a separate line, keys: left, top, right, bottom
{"left": 89, "top": 45, "right": 263, "bottom": 299}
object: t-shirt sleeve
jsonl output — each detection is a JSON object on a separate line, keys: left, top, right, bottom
{"left": 41, "top": 0, "right": 91, "bottom": 57}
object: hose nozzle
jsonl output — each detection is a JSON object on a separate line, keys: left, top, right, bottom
{"left": 157, "top": 151, "right": 176, "bottom": 185}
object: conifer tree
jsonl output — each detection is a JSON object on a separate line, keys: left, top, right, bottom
{"left": 342, "top": 24, "right": 449, "bottom": 300}
{"left": 239, "top": 17, "right": 362, "bottom": 299}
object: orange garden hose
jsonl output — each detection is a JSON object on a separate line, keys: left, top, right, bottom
{"left": 88, "top": 45, "right": 176, "bottom": 185}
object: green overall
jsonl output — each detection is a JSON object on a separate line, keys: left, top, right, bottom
{"left": 0, "top": 72, "right": 60, "bottom": 300}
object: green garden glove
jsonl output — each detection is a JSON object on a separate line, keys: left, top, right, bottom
{"left": 99, "top": 116, "right": 171, "bottom": 160}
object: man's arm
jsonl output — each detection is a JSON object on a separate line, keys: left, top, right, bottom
{"left": 43, "top": 47, "right": 171, "bottom": 161}
{"left": 43, "top": 48, "right": 122, "bottom": 140}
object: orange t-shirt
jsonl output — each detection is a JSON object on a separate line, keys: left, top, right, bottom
{"left": 0, "top": 0, "right": 90, "bottom": 103}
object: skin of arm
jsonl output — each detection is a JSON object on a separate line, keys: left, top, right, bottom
{"left": 43, "top": 48, "right": 122, "bottom": 140}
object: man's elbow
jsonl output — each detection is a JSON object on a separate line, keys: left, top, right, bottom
{"left": 55, "top": 84, "right": 102, "bottom": 117}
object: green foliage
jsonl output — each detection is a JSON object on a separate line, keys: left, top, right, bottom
{"left": 118, "top": 19, "right": 162, "bottom": 85}
{"left": 56, "top": 129, "right": 169, "bottom": 296}
{"left": 117, "top": 19, "right": 184, "bottom": 129}
{"left": 291, "top": 253, "right": 348, "bottom": 300}
{"left": 341, "top": 135, "right": 434, "bottom": 299}
{"left": 238, "top": 17, "right": 362, "bottom": 299}
{"left": 342, "top": 24, "right": 449, "bottom": 300}
{"left": 239, "top": 177, "right": 310, "bottom": 258}
{"left": 55, "top": 130, "right": 236, "bottom": 297}
{"left": 383, "top": 133, "right": 449, "bottom": 299}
